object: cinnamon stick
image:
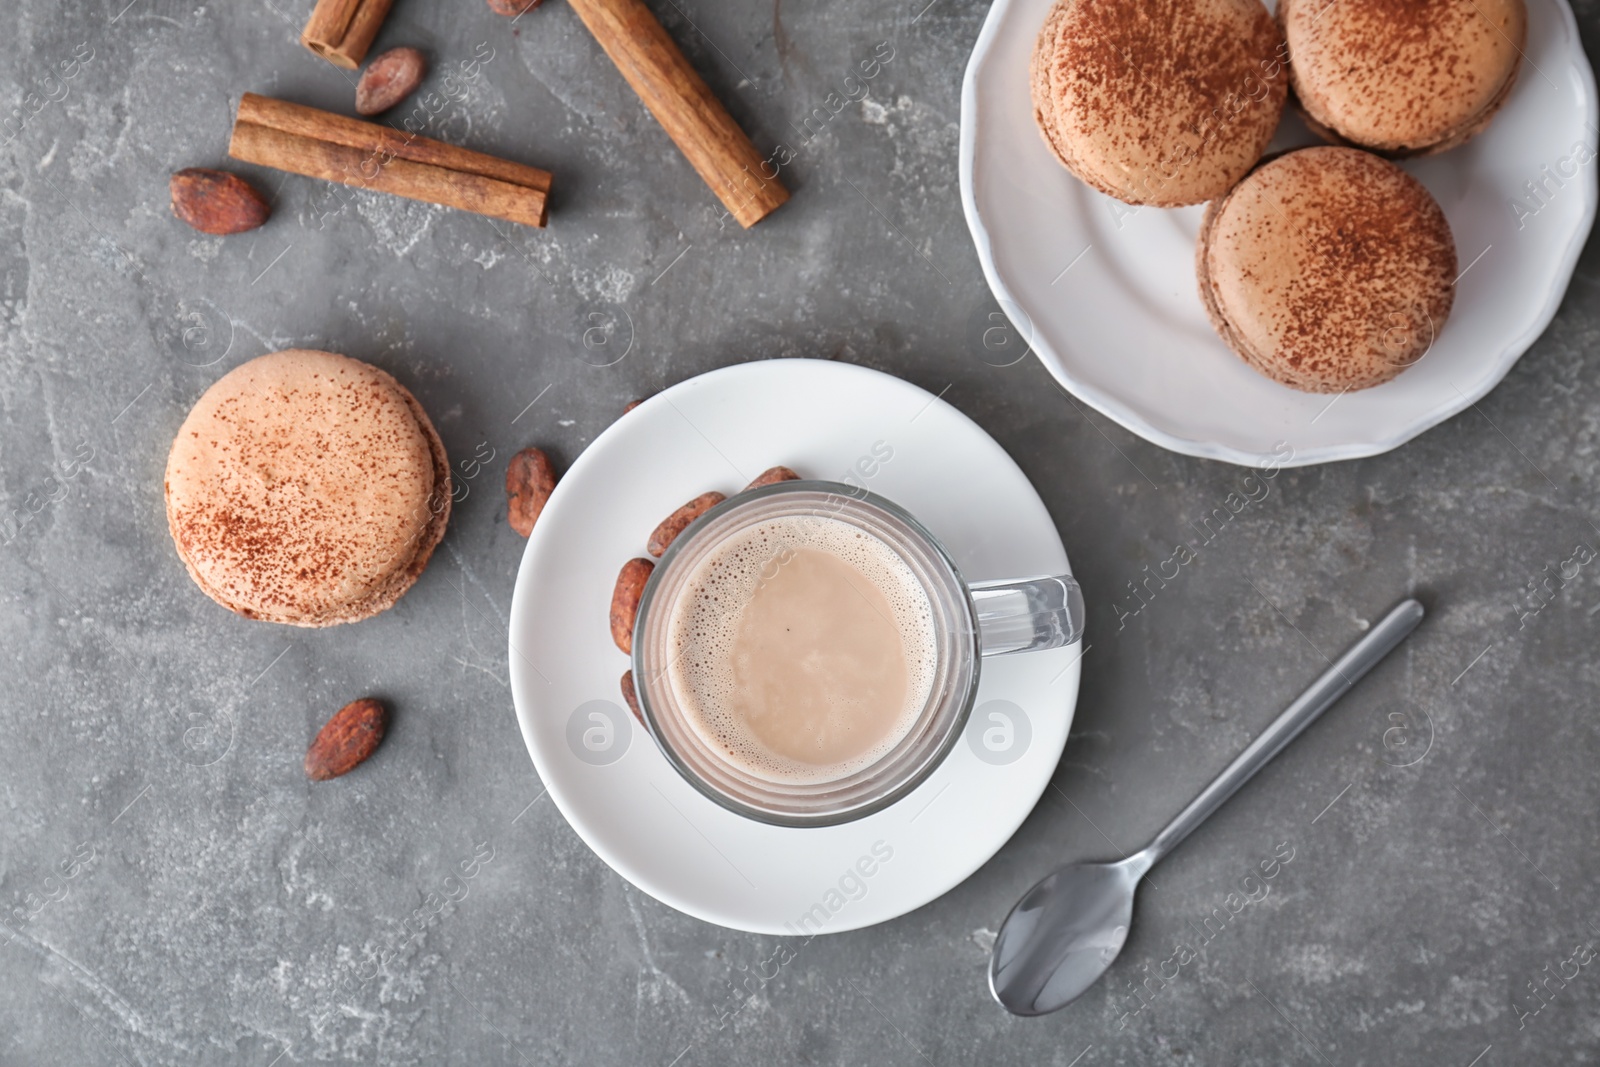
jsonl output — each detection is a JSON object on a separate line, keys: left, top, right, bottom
{"left": 565, "top": 0, "right": 788, "bottom": 228}
{"left": 227, "top": 93, "right": 551, "bottom": 228}
{"left": 301, "top": 0, "right": 394, "bottom": 69}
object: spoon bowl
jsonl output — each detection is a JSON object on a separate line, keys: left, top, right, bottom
{"left": 989, "top": 853, "right": 1150, "bottom": 1016}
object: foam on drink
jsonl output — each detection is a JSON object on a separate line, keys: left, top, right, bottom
{"left": 665, "top": 513, "right": 937, "bottom": 784}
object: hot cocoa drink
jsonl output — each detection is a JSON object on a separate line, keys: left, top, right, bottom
{"left": 663, "top": 513, "right": 937, "bottom": 784}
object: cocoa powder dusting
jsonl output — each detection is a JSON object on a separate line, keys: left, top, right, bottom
{"left": 1206, "top": 148, "right": 1456, "bottom": 392}
{"left": 166, "top": 351, "right": 448, "bottom": 625}
{"left": 1283, "top": 0, "right": 1524, "bottom": 152}
{"left": 1036, "top": 0, "right": 1288, "bottom": 204}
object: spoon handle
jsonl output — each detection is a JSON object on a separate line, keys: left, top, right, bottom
{"left": 1141, "top": 598, "right": 1424, "bottom": 867}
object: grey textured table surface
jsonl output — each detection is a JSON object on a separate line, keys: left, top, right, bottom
{"left": 3, "top": 0, "right": 1599, "bottom": 1063}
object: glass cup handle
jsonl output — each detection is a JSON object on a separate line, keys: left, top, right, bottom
{"left": 970, "top": 574, "right": 1085, "bottom": 657}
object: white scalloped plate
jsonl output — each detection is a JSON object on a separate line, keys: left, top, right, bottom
{"left": 960, "top": 0, "right": 1597, "bottom": 467}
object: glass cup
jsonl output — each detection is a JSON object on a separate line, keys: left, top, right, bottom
{"left": 631, "top": 481, "right": 1085, "bottom": 827}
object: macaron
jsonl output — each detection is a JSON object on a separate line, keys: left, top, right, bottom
{"left": 165, "top": 349, "right": 451, "bottom": 626}
{"left": 1196, "top": 147, "right": 1457, "bottom": 393}
{"left": 1279, "top": 0, "right": 1526, "bottom": 156}
{"left": 1030, "top": 0, "right": 1289, "bottom": 206}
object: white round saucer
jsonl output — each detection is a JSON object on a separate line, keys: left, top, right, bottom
{"left": 507, "top": 359, "right": 1082, "bottom": 934}
{"left": 960, "top": 0, "right": 1598, "bottom": 467}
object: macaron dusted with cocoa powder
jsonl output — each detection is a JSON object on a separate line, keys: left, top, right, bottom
{"left": 165, "top": 349, "right": 451, "bottom": 626}
{"left": 1196, "top": 147, "right": 1457, "bottom": 393}
{"left": 1029, "top": 0, "right": 1288, "bottom": 206}
{"left": 1279, "top": 0, "right": 1526, "bottom": 157}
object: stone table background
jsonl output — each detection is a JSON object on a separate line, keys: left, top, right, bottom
{"left": 2, "top": 0, "right": 1598, "bottom": 1062}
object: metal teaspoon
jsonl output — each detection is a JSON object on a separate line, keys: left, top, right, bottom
{"left": 989, "top": 598, "right": 1425, "bottom": 1016}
